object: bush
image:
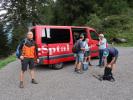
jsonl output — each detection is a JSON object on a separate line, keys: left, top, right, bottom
{"left": 72, "top": 16, "right": 86, "bottom": 26}
{"left": 0, "top": 24, "right": 11, "bottom": 57}
{"left": 85, "top": 13, "right": 133, "bottom": 46}
{"left": 102, "top": 15, "right": 132, "bottom": 29}
{"left": 86, "top": 14, "right": 103, "bottom": 31}
{"left": 0, "top": 55, "right": 16, "bottom": 69}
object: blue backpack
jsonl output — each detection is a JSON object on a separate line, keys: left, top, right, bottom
{"left": 16, "top": 39, "right": 27, "bottom": 58}
{"left": 72, "top": 40, "right": 80, "bottom": 53}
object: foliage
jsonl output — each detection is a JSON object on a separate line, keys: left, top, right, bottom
{"left": 86, "top": 14, "right": 103, "bottom": 32}
{"left": 1, "top": 0, "right": 133, "bottom": 57}
{"left": 0, "top": 23, "right": 11, "bottom": 57}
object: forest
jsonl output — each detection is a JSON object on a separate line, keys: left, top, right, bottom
{"left": 0, "top": 0, "right": 133, "bottom": 57}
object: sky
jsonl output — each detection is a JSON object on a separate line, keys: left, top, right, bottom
{"left": 0, "top": 1, "right": 7, "bottom": 16}
{"left": 0, "top": 10, "right": 7, "bottom": 15}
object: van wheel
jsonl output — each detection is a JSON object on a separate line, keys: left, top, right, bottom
{"left": 53, "top": 63, "right": 64, "bottom": 70}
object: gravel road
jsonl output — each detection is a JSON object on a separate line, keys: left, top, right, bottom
{"left": 0, "top": 47, "right": 133, "bottom": 100}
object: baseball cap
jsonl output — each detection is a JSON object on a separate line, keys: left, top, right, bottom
{"left": 80, "top": 34, "right": 84, "bottom": 38}
{"left": 103, "top": 49, "right": 109, "bottom": 57}
{"left": 99, "top": 34, "right": 104, "bottom": 37}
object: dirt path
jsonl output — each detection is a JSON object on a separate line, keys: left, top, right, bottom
{"left": 0, "top": 47, "right": 133, "bottom": 100}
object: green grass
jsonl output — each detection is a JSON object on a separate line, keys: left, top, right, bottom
{"left": 116, "top": 32, "right": 133, "bottom": 47}
{"left": 0, "top": 55, "right": 16, "bottom": 69}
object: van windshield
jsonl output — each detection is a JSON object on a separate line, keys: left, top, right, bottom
{"left": 90, "top": 31, "right": 99, "bottom": 40}
{"left": 42, "top": 28, "right": 70, "bottom": 44}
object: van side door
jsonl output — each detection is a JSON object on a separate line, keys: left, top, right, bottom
{"left": 44, "top": 27, "right": 74, "bottom": 64}
{"left": 89, "top": 30, "right": 99, "bottom": 57}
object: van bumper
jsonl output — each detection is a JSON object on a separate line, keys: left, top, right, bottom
{"left": 38, "top": 56, "right": 49, "bottom": 64}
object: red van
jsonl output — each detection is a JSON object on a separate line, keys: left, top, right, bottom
{"left": 30, "top": 25, "right": 99, "bottom": 69}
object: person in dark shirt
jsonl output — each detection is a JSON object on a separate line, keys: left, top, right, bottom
{"left": 102, "top": 47, "right": 119, "bottom": 82}
{"left": 74, "top": 34, "right": 85, "bottom": 74}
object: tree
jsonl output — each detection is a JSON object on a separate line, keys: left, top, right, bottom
{"left": 102, "top": 0, "right": 128, "bottom": 15}
{"left": 53, "top": 0, "right": 96, "bottom": 25}
{"left": 1, "top": 0, "right": 50, "bottom": 52}
{"left": 0, "top": 23, "right": 10, "bottom": 57}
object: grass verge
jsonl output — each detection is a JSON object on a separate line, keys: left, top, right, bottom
{"left": 0, "top": 55, "right": 16, "bottom": 69}
{"left": 106, "top": 32, "right": 133, "bottom": 47}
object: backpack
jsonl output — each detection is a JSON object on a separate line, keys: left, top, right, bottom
{"left": 16, "top": 39, "right": 27, "bottom": 58}
{"left": 72, "top": 40, "right": 80, "bottom": 53}
{"left": 103, "top": 67, "right": 112, "bottom": 80}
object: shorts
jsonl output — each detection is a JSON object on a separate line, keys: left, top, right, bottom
{"left": 107, "top": 55, "right": 118, "bottom": 64}
{"left": 84, "top": 51, "right": 90, "bottom": 57}
{"left": 76, "top": 53, "right": 84, "bottom": 63}
{"left": 21, "top": 58, "right": 35, "bottom": 71}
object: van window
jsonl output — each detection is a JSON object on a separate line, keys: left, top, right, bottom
{"left": 72, "top": 28, "right": 87, "bottom": 43}
{"left": 90, "top": 31, "right": 99, "bottom": 40}
{"left": 42, "top": 28, "right": 46, "bottom": 37}
{"left": 42, "top": 28, "right": 70, "bottom": 43}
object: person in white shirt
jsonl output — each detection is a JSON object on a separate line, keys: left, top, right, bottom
{"left": 83, "top": 38, "right": 92, "bottom": 66}
{"left": 98, "top": 34, "right": 107, "bottom": 67}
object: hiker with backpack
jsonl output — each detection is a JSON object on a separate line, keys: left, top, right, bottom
{"left": 17, "top": 31, "right": 39, "bottom": 88}
{"left": 102, "top": 47, "right": 119, "bottom": 82}
{"left": 73, "top": 34, "right": 85, "bottom": 74}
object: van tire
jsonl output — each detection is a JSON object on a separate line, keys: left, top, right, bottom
{"left": 53, "top": 63, "right": 64, "bottom": 70}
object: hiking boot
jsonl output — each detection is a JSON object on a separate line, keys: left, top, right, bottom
{"left": 76, "top": 69, "right": 83, "bottom": 74}
{"left": 19, "top": 81, "right": 24, "bottom": 88}
{"left": 31, "top": 79, "right": 38, "bottom": 84}
{"left": 74, "top": 68, "right": 78, "bottom": 72}
{"left": 89, "top": 63, "right": 93, "bottom": 66}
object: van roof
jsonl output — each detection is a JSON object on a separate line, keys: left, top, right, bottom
{"left": 32, "top": 25, "right": 95, "bottom": 31}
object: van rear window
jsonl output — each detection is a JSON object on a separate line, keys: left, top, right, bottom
{"left": 42, "top": 28, "right": 70, "bottom": 43}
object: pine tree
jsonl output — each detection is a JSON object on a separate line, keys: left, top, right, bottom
{"left": 0, "top": 23, "right": 10, "bottom": 57}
